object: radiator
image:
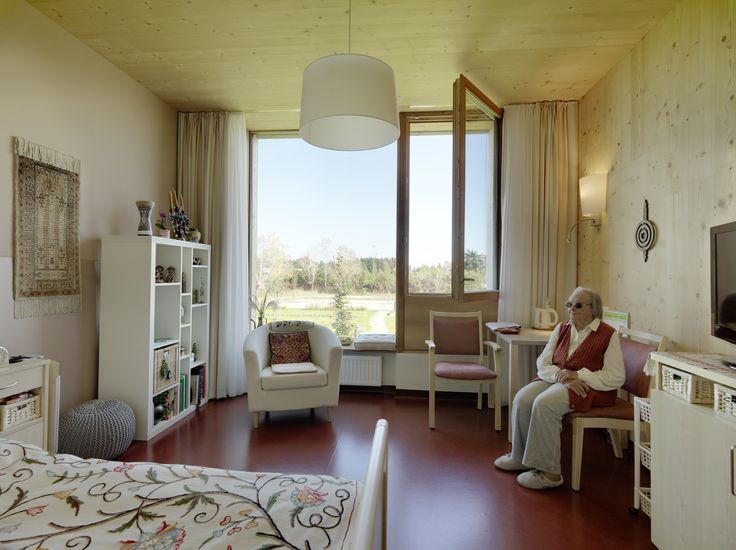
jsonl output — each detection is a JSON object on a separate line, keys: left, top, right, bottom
{"left": 340, "top": 355, "right": 382, "bottom": 386}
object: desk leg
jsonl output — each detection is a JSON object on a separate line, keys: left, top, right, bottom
{"left": 507, "top": 344, "right": 519, "bottom": 443}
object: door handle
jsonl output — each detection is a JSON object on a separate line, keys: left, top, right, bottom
{"left": 0, "top": 381, "right": 18, "bottom": 391}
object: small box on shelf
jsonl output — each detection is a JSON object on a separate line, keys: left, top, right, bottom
{"left": 153, "top": 344, "right": 179, "bottom": 394}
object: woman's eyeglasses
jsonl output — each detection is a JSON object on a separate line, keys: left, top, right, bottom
{"left": 565, "top": 301, "right": 591, "bottom": 309}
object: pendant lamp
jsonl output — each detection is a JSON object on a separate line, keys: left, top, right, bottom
{"left": 299, "top": 3, "right": 399, "bottom": 150}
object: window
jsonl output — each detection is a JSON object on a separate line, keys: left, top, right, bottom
{"left": 397, "top": 76, "right": 502, "bottom": 350}
{"left": 250, "top": 76, "right": 501, "bottom": 351}
{"left": 250, "top": 134, "right": 397, "bottom": 341}
{"left": 407, "top": 121, "right": 453, "bottom": 294}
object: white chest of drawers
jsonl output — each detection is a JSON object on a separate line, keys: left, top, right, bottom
{"left": 0, "top": 359, "right": 59, "bottom": 451}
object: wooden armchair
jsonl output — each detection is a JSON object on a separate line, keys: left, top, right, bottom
{"left": 567, "top": 327, "right": 668, "bottom": 491}
{"left": 426, "top": 311, "right": 501, "bottom": 431}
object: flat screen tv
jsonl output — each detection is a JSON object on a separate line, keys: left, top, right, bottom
{"left": 711, "top": 221, "right": 736, "bottom": 346}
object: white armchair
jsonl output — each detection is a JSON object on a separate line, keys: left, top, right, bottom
{"left": 243, "top": 321, "right": 343, "bottom": 428}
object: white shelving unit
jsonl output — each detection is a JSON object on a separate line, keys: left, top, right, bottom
{"left": 632, "top": 396, "right": 652, "bottom": 517}
{"left": 98, "top": 236, "right": 211, "bottom": 441}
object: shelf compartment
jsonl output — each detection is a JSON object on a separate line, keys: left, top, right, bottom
{"left": 153, "top": 338, "right": 178, "bottom": 350}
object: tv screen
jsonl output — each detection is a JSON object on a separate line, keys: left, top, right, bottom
{"left": 711, "top": 221, "right": 736, "bottom": 345}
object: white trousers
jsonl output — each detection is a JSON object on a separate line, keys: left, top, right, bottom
{"left": 510, "top": 380, "right": 571, "bottom": 475}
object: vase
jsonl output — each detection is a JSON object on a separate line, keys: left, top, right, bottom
{"left": 136, "top": 200, "right": 155, "bottom": 236}
{"left": 157, "top": 229, "right": 170, "bottom": 238}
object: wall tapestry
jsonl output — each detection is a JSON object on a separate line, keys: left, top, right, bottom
{"left": 13, "top": 137, "right": 81, "bottom": 318}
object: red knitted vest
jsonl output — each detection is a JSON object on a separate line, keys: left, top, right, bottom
{"left": 553, "top": 321, "right": 617, "bottom": 411}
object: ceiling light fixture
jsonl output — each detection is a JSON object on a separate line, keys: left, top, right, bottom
{"left": 299, "top": 0, "right": 399, "bottom": 151}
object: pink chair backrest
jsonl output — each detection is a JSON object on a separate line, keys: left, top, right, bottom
{"left": 620, "top": 337, "right": 658, "bottom": 397}
{"left": 433, "top": 317, "right": 480, "bottom": 355}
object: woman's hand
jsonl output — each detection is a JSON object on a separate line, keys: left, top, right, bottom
{"left": 554, "top": 369, "right": 578, "bottom": 383}
{"left": 565, "top": 378, "right": 589, "bottom": 397}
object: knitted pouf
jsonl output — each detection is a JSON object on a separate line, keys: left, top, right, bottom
{"left": 58, "top": 399, "right": 135, "bottom": 459}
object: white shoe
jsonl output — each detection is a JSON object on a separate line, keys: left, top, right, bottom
{"left": 494, "top": 453, "right": 531, "bottom": 471}
{"left": 517, "top": 469, "right": 564, "bottom": 489}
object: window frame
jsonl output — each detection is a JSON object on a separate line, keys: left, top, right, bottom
{"left": 396, "top": 76, "right": 503, "bottom": 351}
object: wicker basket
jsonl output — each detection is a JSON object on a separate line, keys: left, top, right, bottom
{"left": 639, "top": 442, "right": 652, "bottom": 469}
{"left": 0, "top": 394, "right": 41, "bottom": 431}
{"left": 714, "top": 384, "right": 736, "bottom": 423}
{"left": 662, "top": 365, "right": 714, "bottom": 404}
{"left": 637, "top": 397, "right": 652, "bottom": 423}
{"left": 637, "top": 487, "right": 652, "bottom": 517}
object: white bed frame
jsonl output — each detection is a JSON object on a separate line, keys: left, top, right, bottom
{"left": 350, "top": 418, "right": 389, "bottom": 550}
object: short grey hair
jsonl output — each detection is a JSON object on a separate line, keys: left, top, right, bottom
{"left": 572, "top": 287, "right": 603, "bottom": 319}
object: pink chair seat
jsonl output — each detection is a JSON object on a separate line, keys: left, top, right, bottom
{"left": 567, "top": 397, "right": 633, "bottom": 421}
{"left": 434, "top": 361, "right": 497, "bottom": 380}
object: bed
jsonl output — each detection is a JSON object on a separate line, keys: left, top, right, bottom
{"left": 0, "top": 419, "right": 388, "bottom": 549}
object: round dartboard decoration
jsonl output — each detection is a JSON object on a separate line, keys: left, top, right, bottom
{"left": 635, "top": 199, "right": 657, "bottom": 262}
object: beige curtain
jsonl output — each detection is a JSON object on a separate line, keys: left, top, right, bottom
{"left": 497, "top": 101, "right": 578, "bottom": 398}
{"left": 177, "top": 112, "right": 249, "bottom": 398}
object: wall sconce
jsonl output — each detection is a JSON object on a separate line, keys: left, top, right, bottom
{"left": 566, "top": 174, "right": 607, "bottom": 243}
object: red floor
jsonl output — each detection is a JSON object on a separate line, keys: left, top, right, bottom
{"left": 118, "top": 392, "right": 655, "bottom": 550}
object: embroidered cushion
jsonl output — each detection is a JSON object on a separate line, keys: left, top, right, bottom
{"left": 269, "top": 331, "right": 311, "bottom": 364}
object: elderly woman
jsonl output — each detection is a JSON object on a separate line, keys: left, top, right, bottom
{"left": 494, "top": 287, "right": 624, "bottom": 489}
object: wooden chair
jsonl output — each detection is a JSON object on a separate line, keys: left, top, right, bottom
{"left": 567, "top": 327, "right": 668, "bottom": 491}
{"left": 425, "top": 311, "right": 501, "bottom": 431}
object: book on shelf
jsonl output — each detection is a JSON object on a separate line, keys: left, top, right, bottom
{"left": 179, "top": 374, "right": 186, "bottom": 412}
{"left": 190, "top": 375, "right": 199, "bottom": 407}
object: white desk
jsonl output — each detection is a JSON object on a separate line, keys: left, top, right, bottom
{"left": 485, "top": 324, "right": 552, "bottom": 441}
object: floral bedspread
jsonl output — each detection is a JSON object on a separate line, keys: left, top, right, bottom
{"left": 0, "top": 438, "right": 360, "bottom": 549}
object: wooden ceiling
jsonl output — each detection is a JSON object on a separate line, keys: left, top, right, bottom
{"left": 29, "top": 0, "right": 679, "bottom": 130}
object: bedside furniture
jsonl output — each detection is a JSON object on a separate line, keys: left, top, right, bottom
{"left": 649, "top": 352, "right": 736, "bottom": 549}
{"left": 0, "top": 358, "right": 59, "bottom": 451}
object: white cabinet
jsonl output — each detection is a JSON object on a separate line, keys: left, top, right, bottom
{"left": 0, "top": 359, "right": 59, "bottom": 451}
{"left": 98, "top": 236, "right": 211, "bottom": 441}
{"left": 649, "top": 352, "right": 736, "bottom": 549}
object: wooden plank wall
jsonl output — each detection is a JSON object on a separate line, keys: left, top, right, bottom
{"left": 578, "top": 0, "right": 736, "bottom": 353}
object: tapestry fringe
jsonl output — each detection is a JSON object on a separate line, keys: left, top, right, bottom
{"left": 14, "top": 295, "right": 81, "bottom": 319}
{"left": 13, "top": 137, "right": 80, "bottom": 173}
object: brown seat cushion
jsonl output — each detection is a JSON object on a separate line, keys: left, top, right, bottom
{"left": 435, "top": 361, "right": 496, "bottom": 380}
{"left": 567, "top": 397, "right": 633, "bottom": 420}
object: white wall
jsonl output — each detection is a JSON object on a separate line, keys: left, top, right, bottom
{"left": 0, "top": 0, "right": 177, "bottom": 411}
{"left": 578, "top": 0, "right": 736, "bottom": 355}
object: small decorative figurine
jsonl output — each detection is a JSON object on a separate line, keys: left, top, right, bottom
{"left": 191, "top": 342, "right": 198, "bottom": 362}
{"left": 165, "top": 266, "right": 176, "bottom": 283}
{"left": 155, "top": 265, "right": 165, "bottom": 283}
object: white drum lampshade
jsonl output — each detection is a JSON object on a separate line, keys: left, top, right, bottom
{"left": 299, "top": 54, "right": 399, "bottom": 151}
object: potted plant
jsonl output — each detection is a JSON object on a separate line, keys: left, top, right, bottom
{"left": 155, "top": 211, "right": 170, "bottom": 238}
{"left": 187, "top": 227, "right": 201, "bottom": 242}
{"left": 250, "top": 291, "right": 279, "bottom": 328}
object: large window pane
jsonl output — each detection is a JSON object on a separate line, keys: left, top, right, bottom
{"left": 408, "top": 123, "right": 452, "bottom": 294}
{"left": 251, "top": 134, "right": 397, "bottom": 341}
{"left": 464, "top": 119, "right": 497, "bottom": 291}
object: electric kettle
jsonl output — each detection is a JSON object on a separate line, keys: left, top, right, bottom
{"left": 533, "top": 301, "right": 559, "bottom": 330}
